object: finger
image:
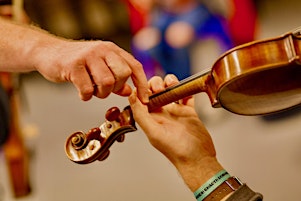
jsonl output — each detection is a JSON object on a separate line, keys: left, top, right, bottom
{"left": 113, "top": 45, "right": 149, "bottom": 103}
{"left": 183, "top": 95, "right": 195, "bottom": 107}
{"left": 129, "top": 91, "right": 174, "bottom": 152}
{"left": 163, "top": 74, "right": 193, "bottom": 106}
{"left": 104, "top": 51, "right": 132, "bottom": 95}
{"left": 128, "top": 91, "right": 158, "bottom": 135}
{"left": 113, "top": 83, "right": 133, "bottom": 97}
{"left": 148, "top": 76, "right": 165, "bottom": 93}
{"left": 87, "top": 58, "right": 115, "bottom": 99}
{"left": 69, "top": 65, "right": 94, "bottom": 101}
{"left": 164, "top": 74, "right": 179, "bottom": 87}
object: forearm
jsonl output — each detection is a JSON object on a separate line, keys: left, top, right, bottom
{"left": 0, "top": 17, "right": 64, "bottom": 72}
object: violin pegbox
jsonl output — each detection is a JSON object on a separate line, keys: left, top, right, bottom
{"left": 65, "top": 106, "right": 136, "bottom": 164}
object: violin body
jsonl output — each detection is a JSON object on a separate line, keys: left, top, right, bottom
{"left": 210, "top": 31, "right": 301, "bottom": 115}
{"left": 65, "top": 29, "right": 301, "bottom": 164}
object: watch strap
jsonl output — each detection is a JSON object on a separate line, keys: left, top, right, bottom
{"left": 203, "top": 176, "right": 243, "bottom": 201}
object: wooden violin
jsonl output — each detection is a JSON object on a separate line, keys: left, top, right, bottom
{"left": 65, "top": 29, "right": 301, "bottom": 164}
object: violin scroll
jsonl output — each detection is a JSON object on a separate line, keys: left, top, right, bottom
{"left": 65, "top": 106, "right": 136, "bottom": 164}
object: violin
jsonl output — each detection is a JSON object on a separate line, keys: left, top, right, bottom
{"left": 65, "top": 29, "right": 301, "bottom": 164}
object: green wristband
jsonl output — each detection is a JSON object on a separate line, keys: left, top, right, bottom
{"left": 194, "top": 170, "right": 230, "bottom": 201}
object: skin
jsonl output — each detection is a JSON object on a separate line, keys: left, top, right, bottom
{"left": 129, "top": 74, "right": 224, "bottom": 192}
{"left": 0, "top": 17, "right": 149, "bottom": 102}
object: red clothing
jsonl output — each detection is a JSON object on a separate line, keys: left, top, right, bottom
{"left": 229, "top": 0, "right": 258, "bottom": 45}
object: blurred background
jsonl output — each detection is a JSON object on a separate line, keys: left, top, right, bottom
{"left": 1, "top": 0, "right": 301, "bottom": 200}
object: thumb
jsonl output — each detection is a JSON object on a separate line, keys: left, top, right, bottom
{"left": 128, "top": 90, "right": 154, "bottom": 133}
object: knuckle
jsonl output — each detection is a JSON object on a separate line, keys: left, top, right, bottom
{"left": 103, "top": 41, "right": 116, "bottom": 49}
{"left": 101, "top": 75, "right": 115, "bottom": 87}
{"left": 132, "top": 59, "right": 143, "bottom": 70}
{"left": 122, "top": 67, "right": 132, "bottom": 77}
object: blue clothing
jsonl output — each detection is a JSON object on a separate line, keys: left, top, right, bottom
{"left": 132, "top": 3, "right": 233, "bottom": 80}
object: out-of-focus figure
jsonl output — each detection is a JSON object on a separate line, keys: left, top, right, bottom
{"left": 124, "top": 0, "right": 258, "bottom": 80}
{"left": 126, "top": 0, "right": 233, "bottom": 80}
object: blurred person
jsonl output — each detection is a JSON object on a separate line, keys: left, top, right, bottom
{"left": 129, "top": 0, "right": 233, "bottom": 80}
{"left": 203, "top": 0, "right": 258, "bottom": 45}
{"left": 129, "top": 74, "right": 263, "bottom": 201}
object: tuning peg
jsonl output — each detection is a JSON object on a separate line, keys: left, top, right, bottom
{"left": 105, "top": 107, "right": 120, "bottom": 121}
{"left": 87, "top": 127, "right": 102, "bottom": 141}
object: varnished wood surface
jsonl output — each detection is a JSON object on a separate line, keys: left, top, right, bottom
{"left": 147, "top": 31, "right": 301, "bottom": 115}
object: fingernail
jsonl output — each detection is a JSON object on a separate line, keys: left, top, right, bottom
{"left": 166, "top": 74, "right": 175, "bottom": 83}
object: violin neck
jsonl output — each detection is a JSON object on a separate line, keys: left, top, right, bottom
{"left": 147, "top": 70, "right": 212, "bottom": 111}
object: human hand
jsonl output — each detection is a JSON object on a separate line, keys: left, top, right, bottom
{"left": 129, "top": 74, "right": 223, "bottom": 191}
{"left": 34, "top": 40, "right": 149, "bottom": 102}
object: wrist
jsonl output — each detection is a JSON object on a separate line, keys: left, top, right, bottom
{"left": 195, "top": 175, "right": 243, "bottom": 201}
{"left": 176, "top": 156, "right": 224, "bottom": 192}
{"left": 26, "top": 27, "right": 65, "bottom": 71}
{"left": 194, "top": 170, "right": 230, "bottom": 201}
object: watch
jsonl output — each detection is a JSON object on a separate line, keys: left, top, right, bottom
{"left": 203, "top": 176, "right": 243, "bottom": 201}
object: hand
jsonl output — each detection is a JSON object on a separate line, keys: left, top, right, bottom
{"left": 129, "top": 74, "right": 223, "bottom": 191}
{"left": 34, "top": 40, "right": 149, "bottom": 102}
{"left": 0, "top": 18, "right": 149, "bottom": 103}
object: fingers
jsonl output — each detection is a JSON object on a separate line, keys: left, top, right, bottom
{"left": 128, "top": 90, "right": 156, "bottom": 134}
{"left": 102, "top": 51, "right": 132, "bottom": 94}
{"left": 70, "top": 59, "right": 115, "bottom": 101}
{"left": 91, "top": 42, "right": 149, "bottom": 102}
{"left": 70, "top": 41, "right": 149, "bottom": 102}
{"left": 88, "top": 51, "right": 129, "bottom": 99}
{"left": 148, "top": 74, "right": 194, "bottom": 108}
{"left": 107, "top": 43, "right": 149, "bottom": 103}
{"left": 149, "top": 74, "right": 179, "bottom": 94}
{"left": 164, "top": 74, "right": 179, "bottom": 87}
{"left": 68, "top": 64, "right": 95, "bottom": 101}
{"left": 148, "top": 76, "right": 165, "bottom": 93}
{"left": 164, "top": 74, "right": 193, "bottom": 106}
